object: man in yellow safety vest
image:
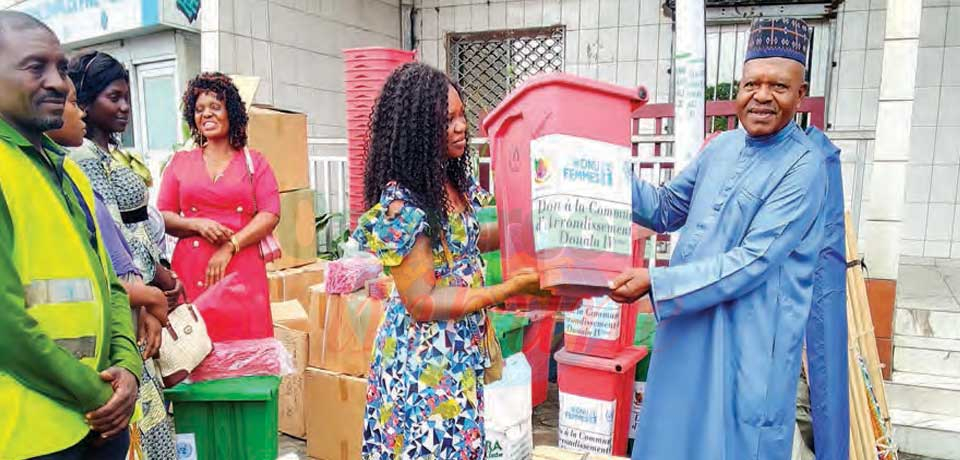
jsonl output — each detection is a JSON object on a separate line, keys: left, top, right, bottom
{"left": 0, "top": 12, "right": 142, "bottom": 459}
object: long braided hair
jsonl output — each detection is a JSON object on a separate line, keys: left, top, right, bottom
{"left": 362, "top": 62, "right": 474, "bottom": 234}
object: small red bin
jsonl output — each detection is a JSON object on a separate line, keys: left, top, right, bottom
{"left": 563, "top": 299, "right": 639, "bottom": 358}
{"left": 555, "top": 346, "right": 648, "bottom": 456}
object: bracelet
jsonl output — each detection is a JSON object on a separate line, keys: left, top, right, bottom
{"left": 230, "top": 236, "right": 240, "bottom": 254}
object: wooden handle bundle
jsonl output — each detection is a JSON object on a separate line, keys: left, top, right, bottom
{"left": 844, "top": 213, "right": 896, "bottom": 460}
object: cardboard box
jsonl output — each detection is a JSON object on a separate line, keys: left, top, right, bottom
{"left": 305, "top": 368, "right": 367, "bottom": 460}
{"left": 275, "top": 325, "right": 309, "bottom": 438}
{"left": 270, "top": 189, "right": 317, "bottom": 271}
{"left": 271, "top": 300, "right": 309, "bottom": 332}
{"left": 275, "top": 325, "right": 309, "bottom": 373}
{"left": 268, "top": 260, "right": 327, "bottom": 308}
{"left": 247, "top": 105, "right": 309, "bottom": 193}
{"left": 278, "top": 373, "right": 305, "bottom": 438}
{"left": 307, "top": 289, "right": 384, "bottom": 376}
{"left": 306, "top": 284, "right": 328, "bottom": 368}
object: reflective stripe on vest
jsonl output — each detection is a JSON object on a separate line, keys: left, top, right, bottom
{"left": 54, "top": 336, "right": 98, "bottom": 360}
{"left": 23, "top": 278, "right": 95, "bottom": 308}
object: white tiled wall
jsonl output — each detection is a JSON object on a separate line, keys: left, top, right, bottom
{"left": 828, "top": 1, "right": 886, "bottom": 131}
{"left": 901, "top": 1, "right": 960, "bottom": 258}
{"left": 829, "top": 0, "right": 960, "bottom": 259}
{"left": 413, "top": 0, "right": 674, "bottom": 103}
{"left": 204, "top": 0, "right": 403, "bottom": 153}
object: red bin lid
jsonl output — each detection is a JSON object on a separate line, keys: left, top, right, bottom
{"left": 554, "top": 346, "right": 648, "bottom": 374}
{"left": 481, "top": 73, "right": 648, "bottom": 134}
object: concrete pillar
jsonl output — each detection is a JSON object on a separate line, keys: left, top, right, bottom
{"left": 862, "top": 0, "right": 922, "bottom": 280}
{"left": 672, "top": 0, "right": 706, "bottom": 168}
{"left": 199, "top": 0, "right": 221, "bottom": 72}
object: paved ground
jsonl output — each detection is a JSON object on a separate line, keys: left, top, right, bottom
{"left": 900, "top": 454, "right": 945, "bottom": 460}
{"left": 895, "top": 256, "right": 960, "bottom": 312}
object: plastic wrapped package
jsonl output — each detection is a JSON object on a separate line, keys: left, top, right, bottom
{"left": 365, "top": 276, "right": 394, "bottom": 300}
{"left": 193, "top": 272, "right": 273, "bottom": 342}
{"left": 186, "top": 338, "right": 295, "bottom": 383}
{"left": 326, "top": 240, "right": 383, "bottom": 294}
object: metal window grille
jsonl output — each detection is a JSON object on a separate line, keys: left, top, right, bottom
{"left": 447, "top": 26, "right": 565, "bottom": 133}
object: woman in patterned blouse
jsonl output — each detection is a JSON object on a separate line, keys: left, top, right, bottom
{"left": 353, "top": 62, "right": 543, "bottom": 459}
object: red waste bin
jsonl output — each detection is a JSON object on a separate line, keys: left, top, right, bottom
{"left": 563, "top": 297, "right": 639, "bottom": 359}
{"left": 555, "top": 346, "right": 648, "bottom": 456}
{"left": 519, "top": 310, "right": 556, "bottom": 407}
{"left": 482, "top": 74, "right": 647, "bottom": 307}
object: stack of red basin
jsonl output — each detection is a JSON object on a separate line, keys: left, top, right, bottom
{"left": 343, "top": 47, "right": 415, "bottom": 227}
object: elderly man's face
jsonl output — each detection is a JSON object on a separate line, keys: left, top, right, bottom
{"left": 0, "top": 25, "right": 68, "bottom": 135}
{"left": 736, "top": 57, "right": 807, "bottom": 137}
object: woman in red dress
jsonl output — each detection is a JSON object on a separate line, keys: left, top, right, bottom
{"left": 157, "top": 73, "right": 280, "bottom": 338}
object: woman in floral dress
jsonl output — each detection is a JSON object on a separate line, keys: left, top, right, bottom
{"left": 353, "top": 62, "right": 543, "bottom": 459}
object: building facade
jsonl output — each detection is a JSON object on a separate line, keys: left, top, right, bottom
{"left": 3, "top": 0, "right": 202, "bottom": 181}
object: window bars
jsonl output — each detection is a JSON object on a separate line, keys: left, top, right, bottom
{"left": 447, "top": 26, "right": 565, "bottom": 133}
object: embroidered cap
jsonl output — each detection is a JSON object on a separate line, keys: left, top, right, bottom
{"left": 745, "top": 17, "right": 810, "bottom": 66}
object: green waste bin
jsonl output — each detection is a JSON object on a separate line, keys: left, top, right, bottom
{"left": 476, "top": 206, "right": 497, "bottom": 225}
{"left": 490, "top": 311, "right": 529, "bottom": 358}
{"left": 164, "top": 376, "right": 281, "bottom": 460}
{"left": 482, "top": 250, "right": 503, "bottom": 285}
{"left": 477, "top": 207, "right": 503, "bottom": 285}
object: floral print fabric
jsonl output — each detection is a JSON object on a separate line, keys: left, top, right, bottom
{"left": 353, "top": 181, "right": 494, "bottom": 460}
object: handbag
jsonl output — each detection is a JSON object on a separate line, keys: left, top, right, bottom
{"left": 439, "top": 227, "right": 504, "bottom": 385}
{"left": 243, "top": 147, "right": 282, "bottom": 263}
{"left": 155, "top": 300, "right": 214, "bottom": 387}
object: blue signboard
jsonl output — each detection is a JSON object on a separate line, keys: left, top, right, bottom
{"left": 14, "top": 0, "right": 159, "bottom": 45}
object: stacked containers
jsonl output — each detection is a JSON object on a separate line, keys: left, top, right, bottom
{"left": 481, "top": 73, "right": 651, "bottom": 456}
{"left": 343, "top": 47, "right": 416, "bottom": 227}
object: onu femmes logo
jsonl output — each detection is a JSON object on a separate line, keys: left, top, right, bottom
{"left": 561, "top": 158, "right": 614, "bottom": 187}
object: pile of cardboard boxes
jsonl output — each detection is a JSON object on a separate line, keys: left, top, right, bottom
{"left": 247, "top": 104, "right": 317, "bottom": 272}
{"left": 248, "top": 95, "right": 387, "bottom": 459}
{"left": 270, "top": 278, "right": 386, "bottom": 459}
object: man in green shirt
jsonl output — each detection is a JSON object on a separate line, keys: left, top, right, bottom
{"left": 0, "top": 12, "right": 142, "bottom": 459}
